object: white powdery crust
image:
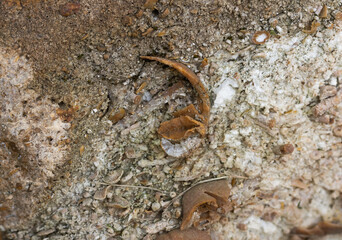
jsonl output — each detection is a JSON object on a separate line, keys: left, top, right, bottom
{"left": 210, "top": 26, "right": 342, "bottom": 239}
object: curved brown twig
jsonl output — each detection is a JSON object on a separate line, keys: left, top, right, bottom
{"left": 140, "top": 56, "right": 210, "bottom": 125}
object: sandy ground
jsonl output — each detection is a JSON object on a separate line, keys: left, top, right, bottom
{"left": 1, "top": 0, "right": 342, "bottom": 239}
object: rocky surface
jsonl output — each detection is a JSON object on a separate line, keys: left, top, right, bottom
{"left": 1, "top": 0, "right": 342, "bottom": 239}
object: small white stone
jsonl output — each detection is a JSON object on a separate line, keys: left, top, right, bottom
{"left": 151, "top": 202, "right": 161, "bottom": 211}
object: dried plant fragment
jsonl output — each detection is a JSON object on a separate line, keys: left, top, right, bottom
{"left": 319, "top": 5, "right": 328, "bottom": 19}
{"left": 252, "top": 31, "right": 270, "bottom": 45}
{"left": 59, "top": 2, "right": 81, "bottom": 17}
{"left": 291, "top": 221, "right": 342, "bottom": 236}
{"left": 156, "top": 228, "right": 211, "bottom": 240}
{"left": 103, "top": 169, "right": 124, "bottom": 184}
{"left": 106, "top": 196, "right": 130, "bottom": 209}
{"left": 158, "top": 116, "right": 205, "bottom": 141}
{"left": 303, "top": 21, "right": 321, "bottom": 34}
{"left": 136, "top": 82, "right": 147, "bottom": 94}
{"left": 181, "top": 179, "right": 230, "bottom": 230}
{"left": 94, "top": 186, "right": 110, "bottom": 200}
{"left": 56, "top": 105, "right": 79, "bottom": 122}
{"left": 140, "top": 56, "right": 210, "bottom": 125}
{"left": 141, "top": 56, "right": 210, "bottom": 156}
{"left": 109, "top": 108, "right": 126, "bottom": 124}
{"left": 173, "top": 104, "right": 203, "bottom": 121}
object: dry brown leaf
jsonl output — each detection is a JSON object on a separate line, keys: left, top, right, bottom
{"left": 292, "top": 221, "right": 342, "bottom": 236}
{"left": 156, "top": 228, "right": 211, "bottom": 240}
{"left": 158, "top": 116, "right": 206, "bottom": 141}
{"left": 173, "top": 104, "right": 203, "bottom": 120}
{"left": 181, "top": 179, "right": 230, "bottom": 230}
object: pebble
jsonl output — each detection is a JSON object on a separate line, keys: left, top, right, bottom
{"left": 151, "top": 202, "right": 160, "bottom": 211}
{"left": 94, "top": 186, "right": 110, "bottom": 200}
{"left": 37, "top": 228, "right": 55, "bottom": 237}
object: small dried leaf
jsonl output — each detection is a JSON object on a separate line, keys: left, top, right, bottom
{"left": 303, "top": 21, "right": 320, "bottom": 34}
{"left": 181, "top": 179, "right": 230, "bottom": 230}
{"left": 103, "top": 169, "right": 124, "bottom": 184}
{"left": 156, "top": 228, "right": 211, "bottom": 240}
{"left": 158, "top": 116, "right": 205, "bottom": 141}
{"left": 173, "top": 104, "right": 203, "bottom": 121}
{"left": 106, "top": 196, "right": 130, "bottom": 209}
{"left": 94, "top": 186, "right": 110, "bottom": 200}
{"left": 292, "top": 221, "right": 342, "bottom": 236}
{"left": 319, "top": 5, "right": 328, "bottom": 19}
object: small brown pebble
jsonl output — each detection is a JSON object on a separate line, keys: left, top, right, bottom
{"left": 319, "top": 85, "right": 337, "bottom": 100}
{"left": 237, "top": 223, "right": 247, "bottom": 230}
{"left": 280, "top": 143, "right": 295, "bottom": 154}
{"left": 317, "top": 114, "right": 334, "bottom": 124}
{"left": 333, "top": 125, "right": 342, "bottom": 137}
{"left": 262, "top": 211, "right": 277, "bottom": 221}
{"left": 142, "top": 27, "right": 154, "bottom": 36}
{"left": 103, "top": 54, "right": 110, "bottom": 60}
{"left": 336, "top": 12, "right": 342, "bottom": 21}
{"left": 59, "top": 2, "right": 81, "bottom": 17}
{"left": 109, "top": 108, "right": 126, "bottom": 124}
{"left": 143, "top": 0, "right": 158, "bottom": 9}
{"left": 161, "top": 8, "right": 170, "bottom": 18}
{"left": 267, "top": 118, "right": 276, "bottom": 129}
{"left": 122, "top": 16, "right": 133, "bottom": 26}
{"left": 136, "top": 9, "right": 144, "bottom": 18}
{"left": 274, "top": 143, "right": 295, "bottom": 155}
{"left": 97, "top": 44, "right": 107, "bottom": 52}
